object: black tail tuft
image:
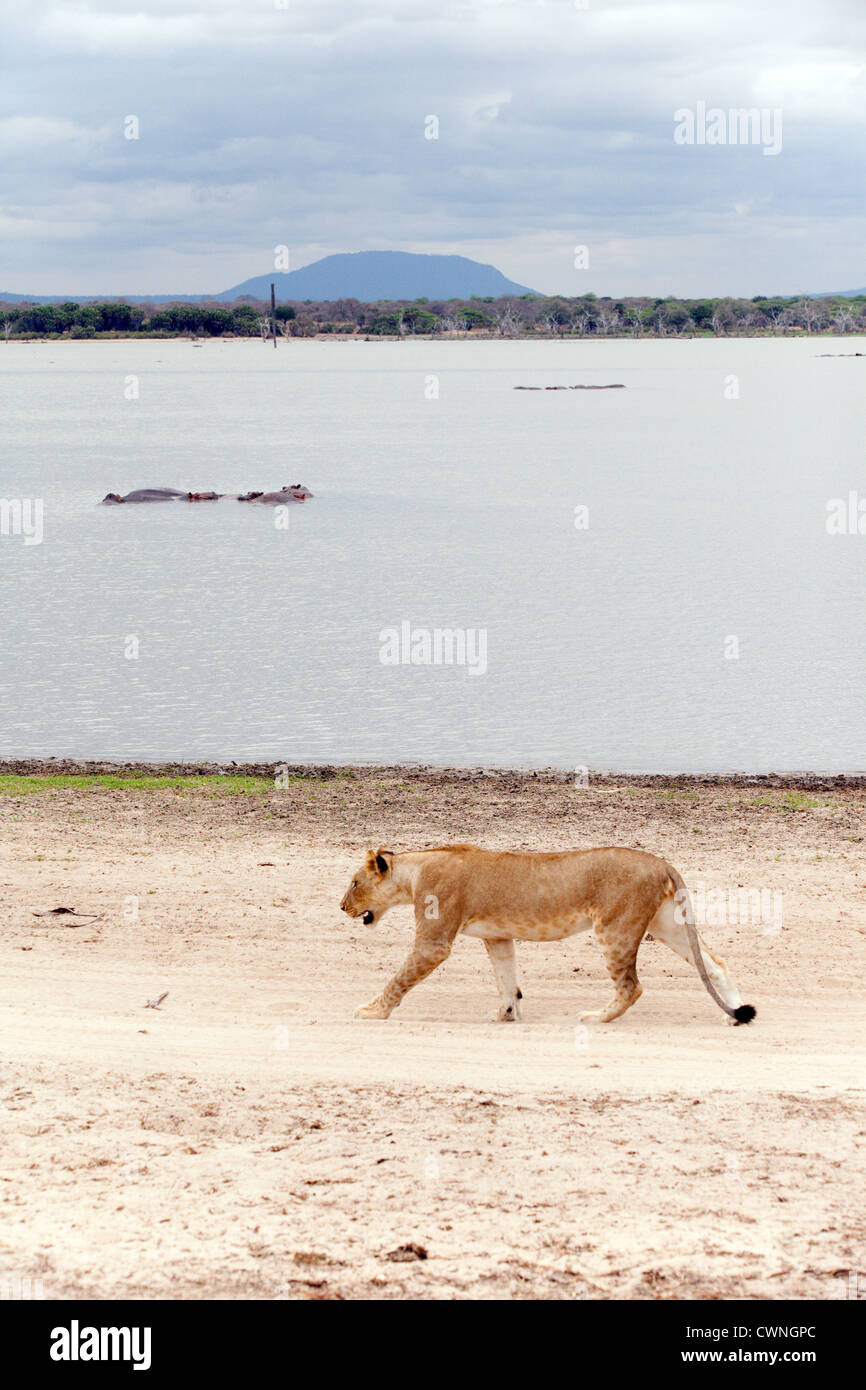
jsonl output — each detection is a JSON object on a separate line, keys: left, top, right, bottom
{"left": 733, "top": 1004, "right": 756, "bottom": 1025}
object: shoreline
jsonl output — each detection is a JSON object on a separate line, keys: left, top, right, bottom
{"left": 1, "top": 757, "right": 865, "bottom": 791}
{"left": 3, "top": 331, "right": 864, "bottom": 343}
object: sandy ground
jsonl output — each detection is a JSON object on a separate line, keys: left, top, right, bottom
{"left": 1, "top": 766, "right": 864, "bottom": 1301}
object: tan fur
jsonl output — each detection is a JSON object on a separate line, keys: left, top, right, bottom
{"left": 340, "top": 844, "right": 752, "bottom": 1024}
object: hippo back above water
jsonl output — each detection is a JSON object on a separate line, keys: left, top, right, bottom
{"left": 101, "top": 488, "right": 189, "bottom": 504}
{"left": 237, "top": 484, "right": 314, "bottom": 504}
{"left": 101, "top": 484, "right": 313, "bottom": 506}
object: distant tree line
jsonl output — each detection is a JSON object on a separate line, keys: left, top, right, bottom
{"left": 0, "top": 300, "right": 272, "bottom": 339}
{"left": 2, "top": 292, "right": 865, "bottom": 340}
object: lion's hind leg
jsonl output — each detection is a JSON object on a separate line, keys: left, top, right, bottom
{"left": 580, "top": 917, "right": 645, "bottom": 1023}
{"left": 649, "top": 897, "right": 745, "bottom": 1019}
{"left": 484, "top": 938, "right": 522, "bottom": 1021}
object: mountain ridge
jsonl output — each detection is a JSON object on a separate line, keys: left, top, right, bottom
{"left": 217, "top": 251, "right": 538, "bottom": 301}
{"left": 0, "top": 250, "right": 538, "bottom": 305}
{"left": 813, "top": 286, "right": 866, "bottom": 298}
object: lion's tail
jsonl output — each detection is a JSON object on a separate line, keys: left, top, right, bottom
{"left": 665, "top": 866, "right": 756, "bottom": 1025}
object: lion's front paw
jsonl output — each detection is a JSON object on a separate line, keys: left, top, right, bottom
{"left": 354, "top": 998, "right": 392, "bottom": 1020}
{"left": 498, "top": 998, "right": 524, "bottom": 1022}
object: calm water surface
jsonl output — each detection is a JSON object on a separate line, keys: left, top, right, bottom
{"left": 1, "top": 337, "right": 863, "bottom": 771}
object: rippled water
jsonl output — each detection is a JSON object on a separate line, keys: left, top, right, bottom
{"left": 1, "top": 337, "right": 863, "bottom": 771}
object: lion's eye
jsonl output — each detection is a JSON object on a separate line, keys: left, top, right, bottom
{"left": 352, "top": 880, "right": 357, "bottom": 888}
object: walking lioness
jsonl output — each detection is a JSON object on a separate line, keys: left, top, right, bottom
{"left": 340, "top": 844, "right": 755, "bottom": 1025}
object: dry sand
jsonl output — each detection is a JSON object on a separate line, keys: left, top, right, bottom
{"left": 1, "top": 766, "right": 864, "bottom": 1301}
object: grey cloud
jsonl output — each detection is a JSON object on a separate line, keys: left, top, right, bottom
{"left": 1, "top": 0, "right": 863, "bottom": 295}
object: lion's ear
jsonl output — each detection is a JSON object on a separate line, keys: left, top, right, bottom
{"left": 375, "top": 850, "right": 393, "bottom": 876}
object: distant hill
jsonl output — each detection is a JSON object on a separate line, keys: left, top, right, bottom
{"left": 215, "top": 251, "right": 538, "bottom": 302}
{"left": 813, "top": 287, "right": 866, "bottom": 298}
{"left": 0, "top": 251, "right": 538, "bottom": 306}
{"left": 0, "top": 289, "right": 206, "bottom": 305}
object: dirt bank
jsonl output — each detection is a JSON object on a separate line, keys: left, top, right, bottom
{"left": 0, "top": 769, "right": 863, "bottom": 1299}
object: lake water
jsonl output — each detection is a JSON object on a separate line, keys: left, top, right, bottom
{"left": 1, "top": 337, "right": 863, "bottom": 772}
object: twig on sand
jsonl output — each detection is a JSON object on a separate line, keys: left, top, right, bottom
{"left": 32, "top": 907, "right": 104, "bottom": 925}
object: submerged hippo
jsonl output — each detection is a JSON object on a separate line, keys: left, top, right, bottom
{"left": 102, "top": 484, "right": 312, "bottom": 506}
{"left": 237, "top": 483, "right": 314, "bottom": 504}
{"left": 101, "top": 487, "right": 190, "bottom": 504}
{"left": 100, "top": 487, "right": 225, "bottom": 504}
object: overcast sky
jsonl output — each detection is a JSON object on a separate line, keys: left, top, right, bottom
{"left": 1, "top": 0, "right": 864, "bottom": 297}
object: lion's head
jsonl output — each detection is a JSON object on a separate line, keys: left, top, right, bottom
{"left": 340, "top": 849, "right": 404, "bottom": 924}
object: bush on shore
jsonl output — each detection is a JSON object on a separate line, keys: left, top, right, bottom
{"left": 2, "top": 292, "right": 865, "bottom": 340}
